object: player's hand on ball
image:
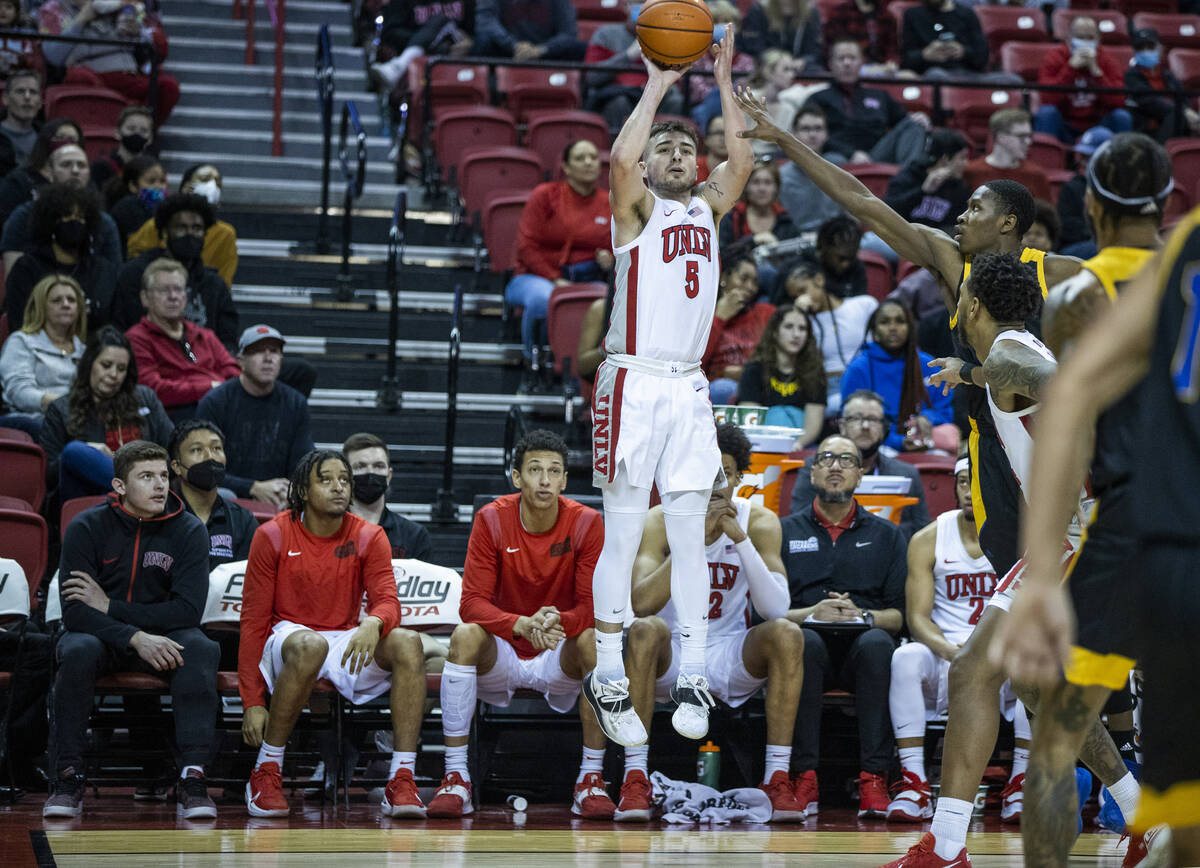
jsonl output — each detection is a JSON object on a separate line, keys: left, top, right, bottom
{"left": 711, "top": 24, "right": 735, "bottom": 85}
{"left": 989, "top": 581, "right": 1075, "bottom": 687}
{"left": 733, "top": 87, "right": 781, "bottom": 143}
{"left": 642, "top": 51, "right": 692, "bottom": 85}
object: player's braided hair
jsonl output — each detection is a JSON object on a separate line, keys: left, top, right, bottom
{"left": 1087, "top": 132, "right": 1173, "bottom": 221}
{"left": 716, "top": 422, "right": 753, "bottom": 473}
{"left": 287, "top": 449, "right": 350, "bottom": 518}
{"left": 968, "top": 252, "right": 1043, "bottom": 323}
{"left": 981, "top": 179, "right": 1035, "bottom": 237}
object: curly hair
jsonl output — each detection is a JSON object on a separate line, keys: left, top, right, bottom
{"left": 512, "top": 428, "right": 568, "bottom": 471}
{"left": 981, "top": 179, "right": 1035, "bottom": 237}
{"left": 749, "top": 305, "right": 826, "bottom": 402}
{"left": 153, "top": 193, "right": 216, "bottom": 234}
{"left": 716, "top": 422, "right": 753, "bottom": 473}
{"left": 868, "top": 299, "right": 928, "bottom": 423}
{"left": 967, "top": 252, "right": 1043, "bottom": 323}
{"left": 1087, "top": 132, "right": 1173, "bottom": 222}
{"left": 31, "top": 183, "right": 102, "bottom": 249}
{"left": 287, "top": 449, "right": 351, "bottom": 518}
{"left": 66, "top": 326, "right": 143, "bottom": 439}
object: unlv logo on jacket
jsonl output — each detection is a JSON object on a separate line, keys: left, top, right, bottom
{"left": 661, "top": 224, "right": 712, "bottom": 263}
{"left": 142, "top": 551, "right": 174, "bottom": 571}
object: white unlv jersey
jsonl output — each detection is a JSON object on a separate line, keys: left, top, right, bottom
{"left": 605, "top": 192, "right": 719, "bottom": 363}
{"left": 661, "top": 497, "right": 753, "bottom": 642}
{"left": 985, "top": 329, "right": 1054, "bottom": 499}
{"left": 931, "top": 510, "right": 997, "bottom": 644}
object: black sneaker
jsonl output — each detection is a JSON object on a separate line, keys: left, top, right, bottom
{"left": 176, "top": 771, "right": 217, "bottom": 820}
{"left": 43, "top": 770, "right": 86, "bottom": 819}
{"left": 134, "top": 783, "right": 169, "bottom": 801}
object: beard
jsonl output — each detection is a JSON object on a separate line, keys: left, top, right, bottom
{"left": 813, "top": 483, "right": 855, "bottom": 504}
{"left": 650, "top": 168, "right": 695, "bottom": 195}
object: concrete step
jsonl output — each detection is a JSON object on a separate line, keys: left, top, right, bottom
{"left": 160, "top": 146, "right": 393, "bottom": 181}
{"left": 166, "top": 60, "right": 367, "bottom": 91}
{"left": 172, "top": 81, "right": 377, "bottom": 114}
{"left": 158, "top": 127, "right": 391, "bottom": 161}
{"left": 166, "top": 14, "right": 354, "bottom": 41}
{"left": 165, "top": 106, "right": 383, "bottom": 137}
{"left": 158, "top": 0, "right": 352, "bottom": 28}
{"left": 170, "top": 36, "right": 364, "bottom": 67}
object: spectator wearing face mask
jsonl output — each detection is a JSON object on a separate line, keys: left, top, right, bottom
{"left": 1035, "top": 15, "right": 1132, "bottom": 144}
{"left": 1124, "top": 28, "right": 1200, "bottom": 143}
{"left": 111, "top": 193, "right": 236, "bottom": 347}
{"left": 343, "top": 432, "right": 433, "bottom": 561}
{"left": 126, "top": 163, "right": 236, "bottom": 288}
{"left": 104, "top": 154, "right": 166, "bottom": 254}
{"left": 4, "top": 183, "right": 120, "bottom": 331}
{"left": 89, "top": 105, "right": 154, "bottom": 190}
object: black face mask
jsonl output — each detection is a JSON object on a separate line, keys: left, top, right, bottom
{"left": 183, "top": 459, "right": 225, "bottom": 491}
{"left": 167, "top": 233, "right": 204, "bottom": 262}
{"left": 53, "top": 218, "right": 88, "bottom": 250}
{"left": 353, "top": 472, "right": 389, "bottom": 504}
{"left": 120, "top": 132, "right": 149, "bottom": 154}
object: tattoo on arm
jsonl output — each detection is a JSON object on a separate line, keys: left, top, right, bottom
{"left": 984, "top": 342, "right": 1057, "bottom": 400}
{"left": 705, "top": 181, "right": 724, "bottom": 198}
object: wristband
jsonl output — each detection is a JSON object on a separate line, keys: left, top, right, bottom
{"left": 958, "top": 361, "right": 978, "bottom": 385}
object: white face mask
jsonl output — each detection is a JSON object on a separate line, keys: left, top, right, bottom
{"left": 192, "top": 178, "right": 221, "bottom": 206}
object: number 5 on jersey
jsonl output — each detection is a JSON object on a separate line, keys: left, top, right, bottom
{"left": 685, "top": 261, "right": 700, "bottom": 298}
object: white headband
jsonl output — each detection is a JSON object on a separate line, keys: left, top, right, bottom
{"left": 954, "top": 457, "right": 969, "bottom": 477}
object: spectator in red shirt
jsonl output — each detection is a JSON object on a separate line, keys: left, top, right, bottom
{"left": 506, "top": 139, "right": 613, "bottom": 381}
{"left": 821, "top": 0, "right": 898, "bottom": 75}
{"left": 425, "top": 430, "right": 607, "bottom": 819}
{"left": 125, "top": 258, "right": 239, "bottom": 418}
{"left": 704, "top": 255, "right": 776, "bottom": 405}
{"left": 962, "top": 109, "right": 1051, "bottom": 204}
{"left": 583, "top": 0, "right": 684, "bottom": 131}
{"left": 238, "top": 449, "right": 428, "bottom": 819}
{"left": 1034, "top": 16, "right": 1132, "bottom": 144}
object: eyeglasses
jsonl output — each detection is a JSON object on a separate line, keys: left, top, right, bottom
{"left": 812, "top": 451, "right": 861, "bottom": 469}
{"left": 842, "top": 414, "right": 884, "bottom": 426}
{"left": 1004, "top": 131, "right": 1033, "bottom": 141}
{"left": 179, "top": 338, "right": 197, "bottom": 363}
{"left": 795, "top": 125, "right": 826, "bottom": 133}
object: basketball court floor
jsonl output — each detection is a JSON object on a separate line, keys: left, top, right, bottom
{"left": 1, "top": 797, "right": 1136, "bottom": 866}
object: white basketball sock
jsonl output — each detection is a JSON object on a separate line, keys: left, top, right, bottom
{"left": 592, "top": 479, "right": 650, "bottom": 679}
{"left": 595, "top": 629, "right": 625, "bottom": 683}
{"left": 255, "top": 741, "right": 285, "bottom": 771}
{"left": 763, "top": 745, "right": 791, "bottom": 782}
{"left": 577, "top": 746, "right": 606, "bottom": 783}
{"left": 1011, "top": 747, "right": 1030, "bottom": 779}
{"left": 661, "top": 490, "right": 709, "bottom": 676}
{"left": 930, "top": 797, "right": 972, "bottom": 860}
{"left": 898, "top": 747, "right": 925, "bottom": 782}
{"left": 440, "top": 662, "right": 477, "bottom": 738}
{"left": 444, "top": 744, "right": 470, "bottom": 780}
{"left": 1106, "top": 771, "right": 1140, "bottom": 821}
{"left": 389, "top": 751, "right": 416, "bottom": 778}
{"left": 624, "top": 745, "right": 649, "bottom": 776}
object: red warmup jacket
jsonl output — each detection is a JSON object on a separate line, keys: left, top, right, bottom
{"left": 1037, "top": 44, "right": 1125, "bottom": 128}
{"left": 125, "top": 317, "right": 241, "bottom": 408}
{"left": 237, "top": 511, "right": 401, "bottom": 708}
{"left": 461, "top": 493, "right": 602, "bottom": 659}
{"left": 516, "top": 181, "right": 613, "bottom": 281}
{"left": 703, "top": 301, "right": 775, "bottom": 381}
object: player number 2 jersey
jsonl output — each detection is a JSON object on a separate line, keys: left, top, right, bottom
{"left": 931, "top": 510, "right": 997, "bottom": 644}
{"left": 605, "top": 192, "right": 719, "bottom": 364}
{"left": 661, "top": 497, "right": 752, "bottom": 642}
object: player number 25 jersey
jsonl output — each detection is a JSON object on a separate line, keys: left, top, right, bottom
{"left": 605, "top": 192, "right": 719, "bottom": 364}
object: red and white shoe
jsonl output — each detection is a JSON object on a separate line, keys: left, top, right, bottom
{"left": 571, "top": 772, "right": 616, "bottom": 820}
{"left": 759, "top": 770, "right": 807, "bottom": 821}
{"left": 792, "top": 770, "right": 819, "bottom": 817}
{"left": 878, "top": 832, "right": 972, "bottom": 868}
{"left": 887, "top": 770, "right": 933, "bottom": 822}
{"left": 1122, "top": 824, "right": 1172, "bottom": 868}
{"left": 1000, "top": 773, "right": 1023, "bottom": 825}
{"left": 245, "top": 762, "right": 289, "bottom": 818}
{"left": 380, "top": 768, "right": 426, "bottom": 818}
{"left": 613, "top": 770, "right": 652, "bottom": 822}
{"left": 858, "top": 771, "right": 890, "bottom": 819}
{"left": 427, "top": 771, "right": 473, "bottom": 818}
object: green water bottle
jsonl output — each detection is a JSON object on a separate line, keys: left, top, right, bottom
{"left": 697, "top": 740, "right": 721, "bottom": 788}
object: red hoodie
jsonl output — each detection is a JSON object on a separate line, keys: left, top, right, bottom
{"left": 125, "top": 316, "right": 241, "bottom": 408}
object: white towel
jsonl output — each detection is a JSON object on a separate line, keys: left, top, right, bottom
{"left": 649, "top": 771, "right": 773, "bottom": 825}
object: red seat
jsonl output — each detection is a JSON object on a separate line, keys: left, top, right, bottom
{"left": 1051, "top": 9, "right": 1130, "bottom": 46}
{"left": 999, "top": 41, "right": 1057, "bottom": 83}
{"left": 575, "top": 0, "right": 628, "bottom": 21}
{"left": 0, "top": 312, "right": 9, "bottom": 351}
{"left": 1046, "top": 168, "right": 1075, "bottom": 203}
{"left": 0, "top": 426, "right": 32, "bottom": 443}
{"left": 896, "top": 453, "right": 959, "bottom": 518}
{"left": 0, "top": 440, "right": 45, "bottom": 513}
{"left": 941, "top": 87, "right": 1025, "bottom": 148}
{"left": 877, "top": 82, "right": 934, "bottom": 116}
{"left": 547, "top": 282, "right": 607, "bottom": 377}
{"left": 0, "top": 494, "right": 32, "bottom": 512}
{"left": 846, "top": 162, "right": 899, "bottom": 200}
{"left": 404, "top": 58, "right": 490, "bottom": 140}
{"left": 433, "top": 106, "right": 519, "bottom": 186}
{"left": 60, "top": 494, "right": 108, "bottom": 540}
{"left": 0, "top": 508, "right": 47, "bottom": 589}
{"left": 1113, "top": 0, "right": 1176, "bottom": 14}
{"left": 1029, "top": 132, "right": 1069, "bottom": 171}
{"left": 1133, "top": 13, "right": 1200, "bottom": 51}
{"left": 1164, "top": 179, "right": 1190, "bottom": 223}
{"left": 481, "top": 191, "right": 533, "bottom": 275}
{"left": 975, "top": 6, "right": 1049, "bottom": 60}
{"left": 578, "top": 18, "right": 606, "bottom": 42}
{"left": 1106, "top": 44, "right": 1134, "bottom": 72}
{"left": 44, "top": 85, "right": 130, "bottom": 131}
{"left": 496, "top": 68, "right": 581, "bottom": 122}
{"left": 459, "top": 146, "right": 544, "bottom": 221}
{"left": 896, "top": 259, "right": 921, "bottom": 284}
{"left": 1169, "top": 48, "right": 1200, "bottom": 88}
{"left": 525, "top": 109, "right": 612, "bottom": 175}
{"left": 82, "top": 128, "right": 115, "bottom": 163}
{"left": 233, "top": 497, "right": 278, "bottom": 524}
{"left": 889, "top": 1, "right": 920, "bottom": 47}
{"left": 859, "top": 249, "right": 895, "bottom": 301}
{"left": 1168, "top": 139, "right": 1200, "bottom": 196}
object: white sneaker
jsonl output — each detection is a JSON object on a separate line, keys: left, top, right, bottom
{"left": 670, "top": 673, "right": 715, "bottom": 740}
{"left": 582, "top": 670, "right": 648, "bottom": 747}
{"left": 369, "top": 60, "right": 402, "bottom": 90}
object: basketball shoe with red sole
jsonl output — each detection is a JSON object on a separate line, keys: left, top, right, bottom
{"left": 245, "top": 762, "right": 289, "bottom": 818}
{"left": 613, "top": 770, "right": 652, "bottom": 822}
{"left": 427, "top": 771, "right": 474, "bottom": 818}
{"left": 381, "top": 768, "right": 427, "bottom": 818}
{"left": 571, "top": 772, "right": 616, "bottom": 820}
{"left": 878, "top": 832, "right": 972, "bottom": 868}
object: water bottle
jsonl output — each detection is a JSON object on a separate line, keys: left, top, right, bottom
{"left": 697, "top": 741, "right": 721, "bottom": 788}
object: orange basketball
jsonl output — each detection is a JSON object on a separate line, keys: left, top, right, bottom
{"left": 636, "top": 0, "right": 714, "bottom": 69}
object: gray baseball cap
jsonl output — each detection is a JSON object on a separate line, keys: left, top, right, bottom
{"left": 238, "top": 323, "right": 286, "bottom": 353}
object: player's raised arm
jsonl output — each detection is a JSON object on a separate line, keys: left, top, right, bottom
{"left": 698, "top": 27, "right": 754, "bottom": 222}
{"left": 609, "top": 55, "right": 689, "bottom": 245}
{"left": 734, "top": 88, "right": 963, "bottom": 302}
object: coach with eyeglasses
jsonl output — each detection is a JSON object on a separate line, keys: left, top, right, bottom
{"left": 779, "top": 432, "right": 907, "bottom": 817}
{"left": 790, "top": 389, "right": 931, "bottom": 539}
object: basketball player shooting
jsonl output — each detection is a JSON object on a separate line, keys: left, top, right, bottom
{"left": 583, "top": 27, "right": 754, "bottom": 748}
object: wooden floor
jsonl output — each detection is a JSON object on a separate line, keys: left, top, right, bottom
{"left": 1, "top": 794, "right": 1136, "bottom": 867}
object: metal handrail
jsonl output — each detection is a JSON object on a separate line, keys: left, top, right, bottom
{"left": 378, "top": 188, "right": 407, "bottom": 412}
{"left": 432, "top": 282, "right": 464, "bottom": 523}
{"left": 234, "top": 0, "right": 286, "bottom": 155}
{"left": 334, "top": 100, "right": 367, "bottom": 300}
{"left": 313, "top": 23, "right": 335, "bottom": 253}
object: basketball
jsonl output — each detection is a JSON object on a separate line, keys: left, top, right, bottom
{"left": 636, "top": 0, "right": 714, "bottom": 69}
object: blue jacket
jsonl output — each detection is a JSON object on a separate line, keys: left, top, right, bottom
{"left": 841, "top": 341, "right": 954, "bottom": 450}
